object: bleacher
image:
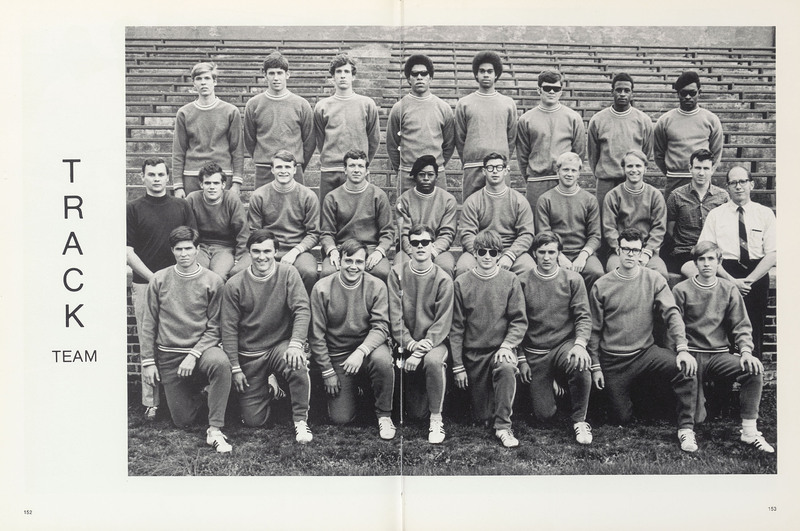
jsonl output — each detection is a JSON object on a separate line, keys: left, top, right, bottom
{"left": 125, "top": 33, "right": 777, "bottom": 383}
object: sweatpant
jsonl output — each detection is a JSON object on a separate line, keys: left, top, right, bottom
{"left": 455, "top": 251, "right": 535, "bottom": 278}
{"left": 600, "top": 345, "right": 697, "bottom": 429}
{"left": 595, "top": 177, "right": 625, "bottom": 226}
{"left": 722, "top": 259, "right": 770, "bottom": 359}
{"left": 156, "top": 346, "right": 231, "bottom": 429}
{"left": 693, "top": 352, "right": 763, "bottom": 423}
{"left": 320, "top": 244, "right": 390, "bottom": 283}
{"left": 463, "top": 347, "right": 518, "bottom": 430}
{"left": 237, "top": 340, "right": 311, "bottom": 426}
{"left": 525, "top": 177, "right": 558, "bottom": 216}
{"left": 563, "top": 250, "right": 605, "bottom": 292}
{"left": 254, "top": 164, "right": 305, "bottom": 190}
{"left": 326, "top": 344, "right": 394, "bottom": 424}
{"left": 196, "top": 242, "right": 235, "bottom": 280}
{"left": 523, "top": 339, "right": 591, "bottom": 424}
{"left": 132, "top": 282, "right": 159, "bottom": 408}
{"left": 319, "top": 170, "right": 346, "bottom": 208}
{"left": 402, "top": 344, "right": 448, "bottom": 420}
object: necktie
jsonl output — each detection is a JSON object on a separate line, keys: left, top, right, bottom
{"left": 738, "top": 206, "right": 750, "bottom": 263}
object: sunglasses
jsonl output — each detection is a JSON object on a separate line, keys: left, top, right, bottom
{"left": 541, "top": 85, "right": 563, "bottom": 93}
{"left": 679, "top": 89, "right": 698, "bottom": 97}
{"left": 409, "top": 239, "right": 432, "bottom": 247}
{"left": 410, "top": 71, "right": 430, "bottom": 78}
{"left": 476, "top": 248, "right": 499, "bottom": 257}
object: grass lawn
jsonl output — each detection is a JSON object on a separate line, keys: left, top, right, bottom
{"left": 128, "top": 381, "right": 776, "bottom": 476}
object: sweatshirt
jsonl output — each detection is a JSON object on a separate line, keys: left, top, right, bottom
{"left": 320, "top": 183, "right": 394, "bottom": 256}
{"left": 185, "top": 190, "right": 248, "bottom": 261}
{"left": 602, "top": 182, "right": 667, "bottom": 255}
{"left": 536, "top": 186, "right": 601, "bottom": 258}
{"left": 140, "top": 265, "right": 224, "bottom": 366}
{"left": 309, "top": 273, "right": 390, "bottom": 378}
{"left": 314, "top": 93, "right": 380, "bottom": 172}
{"left": 172, "top": 98, "right": 244, "bottom": 189}
{"left": 459, "top": 187, "right": 535, "bottom": 262}
{"left": 516, "top": 104, "right": 586, "bottom": 179}
{"left": 386, "top": 93, "right": 456, "bottom": 172}
{"left": 388, "top": 262, "right": 454, "bottom": 353}
{"left": 247, "top": 180, "right": 320, "bottom": 253}
{"left": 243, "top": 90, "right": 316, "bottom": 168}
{"left": 450, "top": 268, "right": 527, "bottom": 373}
{"left": 220, "top": 263, "right": 310, "bottom": 372}
{"left": 396, "top": 186, "right": 458, "bottom": 256}
{"left": 454, "top": 91, "right": 517, "bottom": 169}
{"left": 653, "top": 107, "right": 723, "bottom": 177}
{"left": 587, "top": 106, "right": 654, "bottom": 181}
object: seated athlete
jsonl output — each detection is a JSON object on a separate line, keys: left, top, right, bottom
{"left": 221, "top": 229, "right": 313, "bottom": 444}
{"left": 185, "top": 161, "right": 248, "bottom": 280}
{"left": 589, "top": 227, "right": 699, "bottom": 452}
{"left": 396, "top": 155, "right": 459, "bottom": 278}
{"left": 320, "top": 149, "right": 394, "bottom": 283}
{"left": 245, "top": 149, "right": 320, "bottom": 292}
{"left": 388, "top": 224, "right": 454, "bottom": 444}
{"left": 139, "top": 226, "right": 233, "bottom": 453}
{"left": 455, "top": 152, "right": 535, "bottom": 278}
{"left": 309, "top": 239, "right": 397, "bottom": 440}
{"left": 603, "top": 150, "right": 669, "bottom": 279}
{"left": 672, "top": 241, "right": 774, "bottom": 452}
{"left": 519, "top": 231, "right": 594, "bottom": 445}
{"left": 450, "top": 229, "right": 527, "bottom": 448}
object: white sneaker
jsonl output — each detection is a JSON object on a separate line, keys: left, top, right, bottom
{"left": 294, "top": 420, "right": 313, "bottom": 444}
{"left": 428, "top": 419, "right": 445, "bottom": 444}
{"left": 678, "top": 428, "right": 698, "bottom": 453}
{"left": 144, "top": 406, "right": 158, "bottom": 421}
{"left": 740, "top": 430, "right": 775, "bottom": 453}
{"left": 573, "top": 422, "right": 593, "bottom": 445}
{"left": 378, "top": 417, "right": 397, "bottom": 440}
{"left": 206, "top": 428, "right": 232, "bottom": 453}
{"left": 495, "top": 428, "right": 519, "bottom": 448}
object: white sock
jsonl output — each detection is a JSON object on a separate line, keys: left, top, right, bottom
{"left": 742, "top": 418, "right": 758, "bottom": 437}
{"left": 430, "top": 413, "right": 443, "bottom": 423}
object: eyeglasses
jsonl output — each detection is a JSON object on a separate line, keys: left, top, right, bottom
{"left": 727, "top": 179, "right": 752, "bottom": 188}
{"left": 541, "top": 85, "right": 562, "bottom": 93}
{"left": 410, "top": 71, "right": 430, "bottom": 78}
{"left": 484, "top": 164, "right": 506, "bottom": 172}
{"left": 619, "top": 247, "right": 643, "bottom": 255}
{"left": 476, "top": 248, "right": 499, "bottom": 257}
{"left": 416, "top": 171, "right": 437, "bottom": 179}
{"left": 679, "top": 89, "right": 698, "bottom": 98}
{"left": 409, "top": 239, "right": 432, "bottom": 248}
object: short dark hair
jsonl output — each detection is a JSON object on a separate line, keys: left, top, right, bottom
{"left": 263, "top": 50, "right": 289, "bottom": 72}
{"left": 410, "top": 155, "right": 439, "bottom": 178}
{"left": 618, "top": 227, "right": 645, "bottom": 247}
{"left": 611, "top": 72, "right": 634, "bottom": 90}
{"left": 691, "top": 240, "right": 722, "bottom": 262}
{"left": 531, "top": 231, "right": 563, "bottom": 253}
{"left": 343, "top": 149, "right": 369, "bottom": 168}
{"left": 689, "top": 148, "right": 714, "bottom": 167}
{"left": 408, "top": 224, "right": 434, "bottom": 239}
{"left": 169, "top": 226, "right": 199, "bottom": 248}
{"left": 141, "top": 157, "right": 169, "bottom": 175}
{"left": 271, "top": 149, "right": 296, "bottom": 165}
{"left": 404, "top": 54, "right": 434, "bottom": 79}
{"left": 482, "top": 152, "right": 507, "bottom": 166}
{"left": 247, "top": 228, "right": 277, "bottom": 251}
{"left": 673, "top": 71, "right": 701, "bottom": 91}
{"left": 329, "top": 54, "right": 357, "bottom": 76}
{"left": 190, "top": 62, "right": 218, "bottom": 80}
{"left": 472, "top": 51, "right": 503, "bottom": 79}
{"left": 473, "top": 229, "right": 503, "bottom": 251}
{"left": 538, "top": 70, "right": 562, "bottom": 87}
{"left": 340, "top": 238, "right": 367, "bottom": 258}
{"left": 198, "top": 161, "right": 225, "bottom": 183}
